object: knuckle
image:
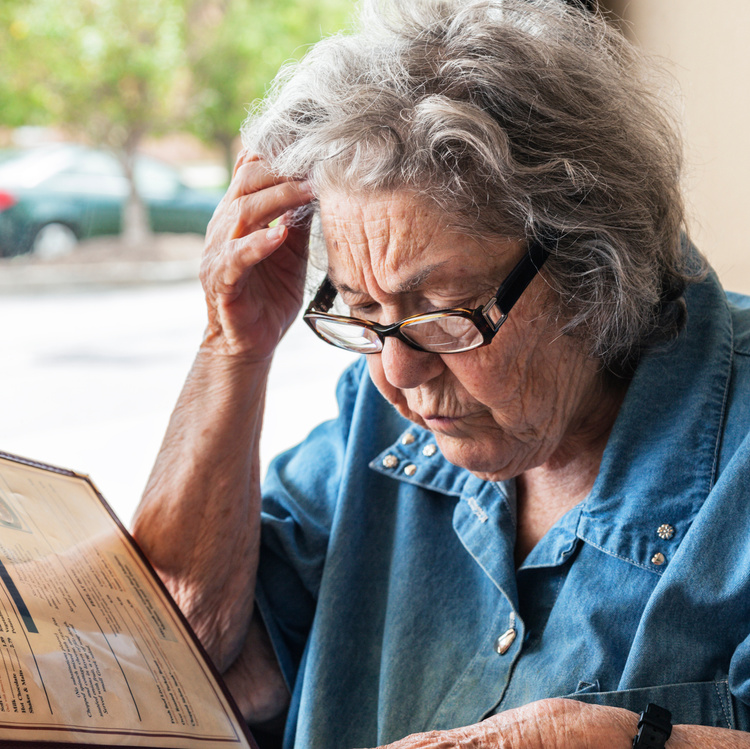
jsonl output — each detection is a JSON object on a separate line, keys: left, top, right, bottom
{"left": 278, "top": 180, "right": 302, "bottom": 203}
{"left": 234, "top": 158, "right": 269, "bottom": 187}
{"left": 234, "top": 161, "right": 254, "bottom": 180}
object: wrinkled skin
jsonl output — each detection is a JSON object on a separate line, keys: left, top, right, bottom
{"left": 370, "top": 699, "right": 750, "bottom": 749}
{"left": 319, "top": 190, "right": 621, "bottom": 486}
{"left": 200, "top": 152, "right": 314, "bottom": 358}
{"left": 132, "top": 156, "right": 750, "bottom": 748}
{"left": 319, "top": 190, "right": 626, "bottom": 561}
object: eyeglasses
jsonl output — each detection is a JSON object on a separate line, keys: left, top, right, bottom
{"left": 303, "top": 239, "right": 549, "bottom": 354}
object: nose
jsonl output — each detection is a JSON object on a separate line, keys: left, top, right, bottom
{"left": 379, "top": 337, "right": 444, "bottom": 390}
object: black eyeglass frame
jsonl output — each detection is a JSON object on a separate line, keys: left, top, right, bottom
{"left": 303, "top": 238, "right": 550, "bottom": 354}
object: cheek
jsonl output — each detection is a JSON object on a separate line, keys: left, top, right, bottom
{"left": 441, "top": 345, "right": 519, "bottom": 409}
{"left": 448, "top": 310, "right": 555, "bottom": 403}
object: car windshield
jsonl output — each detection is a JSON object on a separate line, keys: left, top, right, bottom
{"left": 0, "top": 146, "right": 186, "bottom": 198}
{"left": 0, "top": 146, "right": 81, "bottom": 189}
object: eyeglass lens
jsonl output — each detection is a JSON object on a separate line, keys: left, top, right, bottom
{"left": 399, "top": 315, "right": 483, "bottom": 352}
{"left": 309, "top": 314, "right": 483, "bottom": 354}
{"left": 312, "top": 319, "right": 382, "bottom": 353}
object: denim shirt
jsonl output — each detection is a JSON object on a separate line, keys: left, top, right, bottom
{"left": 257, "top": 271, "right": 750, "bottom": 749}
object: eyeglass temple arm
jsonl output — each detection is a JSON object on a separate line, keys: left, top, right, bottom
{"left": 493, "top": 239, "right": 550, "bottom": 314}
{"left": 306, "top": 277, "right": 338, "bottom": 314}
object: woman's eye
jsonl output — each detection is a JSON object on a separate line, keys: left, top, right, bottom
{"left": 350, "top": 303, "right": 380, "bottom": 319}
{"left": 420, "top": 298, "right": 466, "bottom": 314}
{"left": 343, "top": 292, "right": 479, "bottom": 320}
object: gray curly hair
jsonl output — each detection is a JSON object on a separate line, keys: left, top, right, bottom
{"left": 242, "top": 0, "right": 705, "bottom": 374}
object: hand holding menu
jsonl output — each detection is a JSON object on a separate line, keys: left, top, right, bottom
{"left": 0, "top": 451, "right": 256, "bottom": 748}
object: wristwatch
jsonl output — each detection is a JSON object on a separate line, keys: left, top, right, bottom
{"left": 632, "top": 703, "right": 672, "bottom": 748}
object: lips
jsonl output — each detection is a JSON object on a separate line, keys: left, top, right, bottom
{"left": 421, "top": 410, "right": 472, "bottom": 422}
{"left": 419, "top": 413, "right": 473, "bottom": 433}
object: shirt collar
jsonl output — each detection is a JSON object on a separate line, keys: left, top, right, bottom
{"left": 369, "top": 426, "right": 470, "bottom": 497}
{"left": 370, "top": 271, "right": 733, "bottom": 576}
{"left": 576, "top": 270, "right": 733, "bottom": 573}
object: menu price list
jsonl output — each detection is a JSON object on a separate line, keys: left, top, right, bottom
{"left": 0, "top": 453, "right": 255, "bottom": 748}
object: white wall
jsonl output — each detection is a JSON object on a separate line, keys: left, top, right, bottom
{"left": 609, "top": 0, "right": 750, "bottom": 292}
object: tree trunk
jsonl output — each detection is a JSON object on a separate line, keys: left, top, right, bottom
{"left": 119, "top": 146, "right": 153, "bottom": 252}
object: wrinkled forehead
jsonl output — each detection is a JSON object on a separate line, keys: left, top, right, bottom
{"left": 318, "top": 190, "right": 483, "bottom": 292}
{"left": 320, "top": 190, "right": 441, "bottom": 261}
{"left": 317, "top": 190, "right": 527, "bottom": 299}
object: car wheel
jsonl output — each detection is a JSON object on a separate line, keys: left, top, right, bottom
{"left": 31, "top": 223, "right": 78, "bottom": 258}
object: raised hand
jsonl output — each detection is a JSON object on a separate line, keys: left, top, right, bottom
{"left": 200, "top": 150, "right": 315, "bottom": 359}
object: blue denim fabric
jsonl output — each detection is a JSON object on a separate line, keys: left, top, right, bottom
{"left": 257, "top": 271, "right": 750, "bottom": 749}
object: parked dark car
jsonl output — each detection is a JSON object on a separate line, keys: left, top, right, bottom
{"left": 0, "top": 144, "right": 223, "bottom": 257}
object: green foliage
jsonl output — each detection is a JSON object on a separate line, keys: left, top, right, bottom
{"left": 185, "top": 0, "right": 355, "bottom": 171}
{"left": 0, "top": 0, "right": 50, "bottom": 127}
{"left": 2, "top": 0, "right": 186, "bottom": 150}
{"left": 0, "top": 0, "right": 355, "bottom": 156}
{"left": 0, "top": 0, "right": 354, "bottom": 241}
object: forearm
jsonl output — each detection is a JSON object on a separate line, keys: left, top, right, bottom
{"left": 132, "top": 347, "right": 272, "bottom": 670}
{"left": 668, "top": 723, "right": 750, "bottom": 748}
{"left": 133, "top": 151, "right": 311, "bottom": 702}
{"left": 377, "top": 700, "right": 750, "bottom": 749}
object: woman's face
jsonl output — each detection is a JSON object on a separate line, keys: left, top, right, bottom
{"left": 318, "top": 190, "right": 610, "bottom": 481}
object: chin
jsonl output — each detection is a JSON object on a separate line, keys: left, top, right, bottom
{"left": 431, "top": 433, "right": 518, "bottom": 481}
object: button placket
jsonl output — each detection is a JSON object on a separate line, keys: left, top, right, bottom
{"left": 650, "top": 523, "right": 675, "bottom": 567}
{"left": 382, "top": 454, "right": 399, "bottom": 469}
{"left": 657, "top": 523, "right": 675, "bottom": 540}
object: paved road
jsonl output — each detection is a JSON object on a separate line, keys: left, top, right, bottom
{"left": 0, "top": 282, "right": 356, "bottom": 525}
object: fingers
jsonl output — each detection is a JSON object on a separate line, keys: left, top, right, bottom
{"left": 231, "top": 149, "right": 259, "bottom": 180}
{"left": 231, "top": 180, "right": 313, "bottom": 238}
{"left": 199, "top": 151, "right": 313, "bottom": 337}
{"left": 203, "top": 224, "right": 291, "bottom": 299}
{"left": 207, "top": 179, "right": 311, "bottom": 247}
{"left": 212, "top": 151, "right": 313, "bottom": 245}
{"left": 227, "top": 150, "right": 302, "bottom": 202}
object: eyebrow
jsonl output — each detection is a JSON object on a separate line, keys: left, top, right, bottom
{"left": 328, "top": 261, "right": 452, "bottom": 296}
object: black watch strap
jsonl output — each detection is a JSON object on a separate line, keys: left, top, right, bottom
{"left": 632, "top": 703, "right": 672, "bottom": 748}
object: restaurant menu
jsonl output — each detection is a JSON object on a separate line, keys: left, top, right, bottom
{"left": 0, "top": 452, "right": 256, "bottom": 748}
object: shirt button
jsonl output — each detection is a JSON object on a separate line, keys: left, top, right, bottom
{"left": 401, "top": 433, "right": 416, "bottom": 445}
{"left": 382, "top": 454, "right": 398, "bottom": 469}
{"left": 651, "top": 552, "right": 666, "bottom": 566}
{"left": 494, "top": 628, "right": 517, "bottom": 655}
{"left": 657, "top": 523, "right": 675, "bottom": 540}
{"left": 422, "top": 444, "right": 437, "bottom": 457}
{"left": 404, "top": 464, "right": 417, "bottom": 477}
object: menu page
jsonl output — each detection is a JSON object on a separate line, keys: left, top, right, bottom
{"left": 0, "top": 453, "right": 255, "bottom": 748}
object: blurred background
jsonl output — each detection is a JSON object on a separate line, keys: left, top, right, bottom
{"left": 0, "top": 0, "right": 748, "bottom": 524}
{"left": 605, "top": 0, "right": 750, "bottom": 287}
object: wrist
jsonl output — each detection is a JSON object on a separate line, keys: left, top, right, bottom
{"left": 632, "top": 703, "right": 672, "bottom": 749}
{"left": 198, "top": 333, "right": 276, "bottom": 369}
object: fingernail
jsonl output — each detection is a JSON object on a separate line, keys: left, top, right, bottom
{"left": 298, "top": 180, "right": 313, "bottom": 195}
{"left": 267, "top": 225, "right": 286, "bottom": 241}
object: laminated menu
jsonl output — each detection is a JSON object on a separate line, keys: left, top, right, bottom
{"left": 0, "top": 451, "right": 257, "bottom": 748}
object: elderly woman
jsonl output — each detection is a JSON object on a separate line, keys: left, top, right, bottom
{"left": 133, "top": 0, "right": 750, "bottom": 747}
